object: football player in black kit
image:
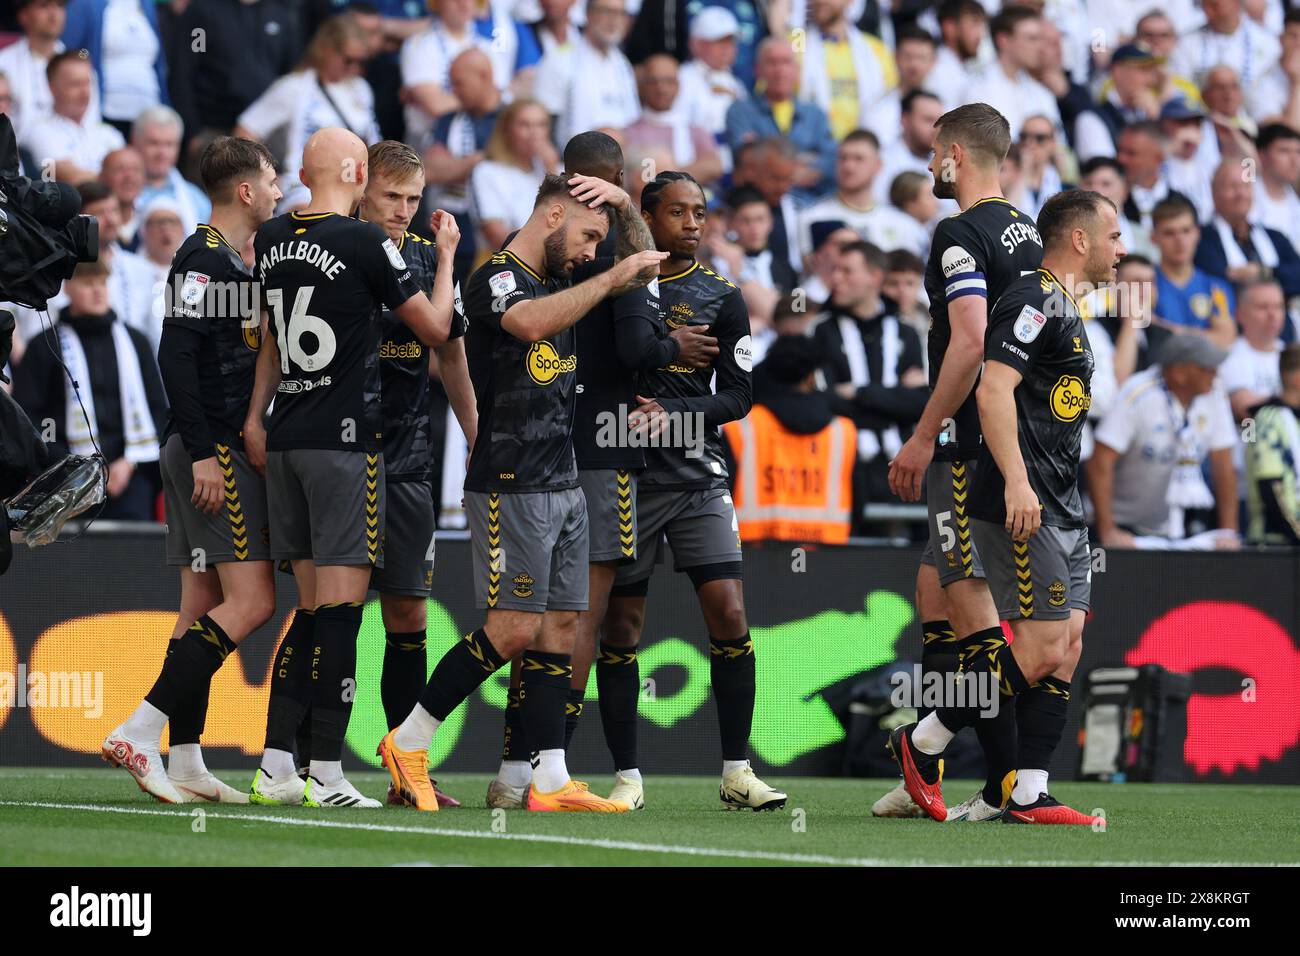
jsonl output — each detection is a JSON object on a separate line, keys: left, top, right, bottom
{"left": 104, "top": 137, "right": 282, "bottom": 804}
{"left": 879, "top": 103, "right": 1044, "bottom": 822}
{"left": 243, "top": 128, "right": 457, "bottom": 809}
{"left": 600, "top": 171, "right": 788, "bottom": 811}
{"left": 358, "top": 140, "right": 476, "bottom": 807}
{"left": 891, "top": 190, "right": 1121, "bottom": 825}
{"left": 378, "top": 173, "right": 666, "bottom": 812}
{"left": 486, "top": 133, "right": 719, "bottom": 811}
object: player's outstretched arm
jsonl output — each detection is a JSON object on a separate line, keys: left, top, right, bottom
{"left": 501, "top": 250, "right": 667, "bottom": 342}
{"left": 976, "top": 359, "right": 1040, "bottom": 541}
{"left": 568, "top": 174, "right": 656, "bottom": 259}
{"left": 395, "top": 292, "right": 452, "bottom": 349}
{"left": 243, "top": 313, "right": 280, "bottom": 475}
{"left": 888, "top": 295, "right": 987, "bottom": 501}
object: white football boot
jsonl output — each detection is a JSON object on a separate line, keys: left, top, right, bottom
{"left": 248, "top": 767, "right": 307, "bottom": 806}
{"left": 485, "top": 777, "right": 528, "bottom": 809}
{"left": 169, "top": 770, "right": 250, "bottom": 804}
{"left": 606, "top": 771, "right": 646, "bottom": 810}
{"left": 101, "top": 724, "right": 183, "bottom": 804}
{"left": 719, "top": 762, "right": 787, "bottom": 811}
{"left": 945, "top": 790, "right": 1004, "bottom": 822}
{"left": 302, "top": 775, "right": 383, "bottom": 809}
{"left": 871, "top": 781, "right": 925, "bottom": 818}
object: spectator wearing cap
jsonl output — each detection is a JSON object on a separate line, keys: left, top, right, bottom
{"left": 875, "top": 89, "right": 946, "bottom": 208}
{"left": 235, "top": 15, "right": 381, "bottom": 203}
{"left": 61, "top": 0, "right": 168, "bottom": 139}
{"left": 622, "top": 54, "right": 723, "bottom": 187}
{"left": 1253, "top": 123, "right": 1300, "bottom": 254}
{"left": 0, "top": 0, "right": 96, "bottom": 143}
{"left": 1126, "top": 11, "right": 1204, "bottom": 107}
{"left": 1197, "top": 159, "right": 1300, "bottom": 301}
{"left": 797, "top": 130, "right": 929, "bottom": 266}
{"left": 11, "top": 258, "right": 168, "bottom": 522}
{"left": 131, "top": 105, "right": 209, "bottom": 237}
{"left": 1151, "top": 194, "right": 1237, "bottom": 351}
{"left": 1170, "top": 0, "right": 1280, "bottom": 116}
{"left": 534, "top": 0, "right": 639, "bottom": 148}
{"left": 626, "top": 0, "right": 767, "bottom": 92}
{"left": 1158, "top": 98, "right": 1217, "bottom": 223}
{"left": 968, "top": 5, "right": 1060, "bottom": 141}
{"left": 1252, "top": 7, "right": 1300, "bottom": 129}
{"left": 766, "top": 0, "right": 897, "bottom": 143}
{"left": 864, "top": 25, "right": 938, "bottom": 151}
{"left": 810, "top": 240, "right": 927, "bottom": 516}
{"left": 676, "top": 6, "right": 748, "bottom": 150}
{"left": 1244, "top": 342, "right": 1300, "bottom": 544}
{"left": 722, "top": 333, "right": 857, "bottom": 544}
{"left": 1087, "top": 335, "right": 1239, "bottom": 547}
{"left": 926, "top": 0, "right": 988, "bottom": 111}
{"left": 725, "top": 39, "right": 835, "bottom": 202}
{"left": 23, "top": 50, "right": 123, "bottom": 182}
{"left": 1221, "top": 278, "right": 1287, "bottom": 421}
{"left": 1080, "top": 156, "right": 1155, "bottom": 260}
{"left": 1074, "top": 43, "right": 1164, "bottom": 164}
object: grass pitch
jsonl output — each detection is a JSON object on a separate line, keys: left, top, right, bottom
{"left": 1, "top": 768, "right": 1297, "bottom": 867}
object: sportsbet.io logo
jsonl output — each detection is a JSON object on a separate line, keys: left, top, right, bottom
{"left": 525, "top": 341, "right": 577, "bottom": 386}
{"left": 1050, "top": 375, "right": 1090, "bottom": 423}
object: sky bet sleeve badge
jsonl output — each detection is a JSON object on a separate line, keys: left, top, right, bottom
{"left": 382, "top": 237, "right": 406, "bottom": 271}
{"left": 180, "top": 271, "right": 210, "bottom": 307}
{"left": 489, "top": 270, "right": 517, "bottom": 297}
{"left": 1014, "top": 304, "right": 1046, "bottom": 343}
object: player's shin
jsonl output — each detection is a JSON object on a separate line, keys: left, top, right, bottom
{"left": 261, "top": 607, "right": 315, "bottom": 776}
{"left": 920, "top": 619, "right": 958, "bottom": 723}
{"left": 381, "top": 630, "right": 427, "bottom": 730}
{"left": 519, "top": 650, "right": 573, "bottom": 792}
{"left": 397, "top": 628, "right": 506, "bottom": 749}
{"left": 132, "top": 615, "right": 239, "bottom": 740}
{"left": 307, "top": 601, "right": 363, "bottom": 781}
{"left": 1012, "top": 676, "right": 1070, "bottom": 804}
{"left": 926, "top": 626, "right": 1030, "bottom": 746}
{"left": 709, "top": 633, "right": 755, "bottom": 766}
{"left": 596, "top": 640, "right": 640, "bottom": 771}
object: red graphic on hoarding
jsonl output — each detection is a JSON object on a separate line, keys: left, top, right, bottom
{"left": 1125, "top": 601, "right": 1300, "bottom": 774}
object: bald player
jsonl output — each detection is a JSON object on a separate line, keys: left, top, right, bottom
{"left": 244, "top": 128, "right": 458, "bottom": 809}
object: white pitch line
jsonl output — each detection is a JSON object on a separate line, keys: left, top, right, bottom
{"left": 1, "top": 801, "right": 1295, "bottom": 867}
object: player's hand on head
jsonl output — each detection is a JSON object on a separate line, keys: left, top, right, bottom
{"left": 568, "top": 174, "right": 629, "bottom": 210}
{"left": 670, "top": 323, "right": 719, "bottom": 368}
{"left": 191, "top": 456, "right": 224, "bottom": 515}
{"left": 888, "top": 434, "right": 933, "bottom": 503}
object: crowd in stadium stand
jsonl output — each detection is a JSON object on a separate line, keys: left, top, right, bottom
{"left": 2, "top": 0, "right": 1299, "bottom": 548}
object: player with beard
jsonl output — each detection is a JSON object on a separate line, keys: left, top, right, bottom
{"left": 876, "top": 103, "right": 1044, "bottom": 822}
{"left": 891, "top": 189, "right": 1121, "bottom": 825}
{"left": 378, "top": 174, "right": 667, "bottom": 812}
{"left": 103, "top": 137, "right": 282, "bottom": 804}
{"left": 486, "top": 132, "right": 719, "bottom": 811}
{"left": 599, "top": 171, "right": 787, "bottom": 811}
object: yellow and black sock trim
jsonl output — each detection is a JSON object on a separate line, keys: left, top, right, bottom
{"left": 565, "top": 699, "right": 584, "bottom": 718}
{"left": 486, "top": 492, "right": 502, "bottom": 608}
{"left": 1014, "top": 539, "right": 1033, "bottom": 618}
{"left": 1033, "top": 675, "right": 1071, "bottom": 700}
{"left": 463, "top": 627, "right": 504, "bottom": 673}
{"left": 385, "top": 634, "right": 427, "bottom": 651}
{"left": 709, "top": 636, "right": 754, "bottom": 660}
{"left": 957, "top": 626, "right": 1007, "bottom": 671}
{"left": 922, "top": 622, "right": 958, "bottom": 645}
{"left": 364, "top": 454, "right": 380, "bottom": 565}
{"left": 188, "top": 614, "right": 238, "bottom": 662}
{"left": 616, "top": 469, "right": 635, "bottom": 558}
{"left": 522, "top": 654, "right": 572, "bottom": 678}
{"left": 598, "top": 646, "right": 638, "bottom": 666}
{"left": 216, "top": 444, "right": 248, "bottom": 560}
{"left": 951, "top": 462, "right": 974, "bottom": 577}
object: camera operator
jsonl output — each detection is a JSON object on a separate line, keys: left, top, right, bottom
{"left": 10, "top": 259, "right": 166, "bottom": 521}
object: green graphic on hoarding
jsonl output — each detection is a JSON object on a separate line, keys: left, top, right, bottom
{"left": 346, "top": 590, "right": 913, "bottom": 768}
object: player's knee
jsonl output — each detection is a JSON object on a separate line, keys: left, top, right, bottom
{"left": 382, "top": 599, "right": 427, "bottom": 634}
{"left": 601, "top": 605, "right": 642, "bottom": 648}
{"left": 711, "top": 599, "right": 748, "bottom": 641}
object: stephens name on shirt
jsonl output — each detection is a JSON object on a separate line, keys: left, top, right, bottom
{"left": 1000, "top": 220, "right": 1042, "bottom": 254}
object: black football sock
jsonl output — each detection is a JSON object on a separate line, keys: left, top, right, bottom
{"left": 1016, "top": 676, "right": 1071, "bottom": 779}
{"left": 144, "top": 615, "right": 237, "bottom": 718}
{"left": 520, "top": 651, "right": 571, "bottom": 761}
{"left": 295, "top": 706, "right": 313, "bottom": 769}
{"left": 935, "top": 626, "right": 1029, "bottom": 733}
{"left": 952, "top": 627, "right": 1019, "bottom": 806}
{"left": 162, "top": 638, "right": 210, "bottom": 746}
{"left": 501, "top": 685, "right": 529, "bottom": 761}
{"left": 381, "top": 630, "right": 427, "bottom": 731}
{"left": 264, "top": 608, "right": 315, "bottom": 756}
{"left": 307, "top": 602, "right": 363, "bottom": 763}
{"left": 919, "top": 619, "right": 958, "bottom": 723}
{"left": 596, "top": 641, "right": 639, "bottom": 770}
{"left": 709, "top": 633, "right": 755, "bottom": 762}
{"left": 563, "top": 687, "right": 585, "bottom": 751}
{"left": 418, "top": 628, "right": 505, "bottom": 721}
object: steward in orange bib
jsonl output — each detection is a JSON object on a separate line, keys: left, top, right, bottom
{"left": 723, "top": 336, "right": 856, "bottom": 543}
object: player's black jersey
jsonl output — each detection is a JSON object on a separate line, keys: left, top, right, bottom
{"left": 161, "top": 224, "right": 259, "bottom": 451}
{"left": 377, "top": 230, "right": 466, "bottom": 482}
{"left": 573, "top": 235, "right": 637, "bottom": 470}
{"left": 462, "top": 249, "right": 578, "bottom": 493}
{"left": 970, "top": 268, "right": 1094, "bottom": 529}
{"left": 637, "top": 261, "right": 753, "bottom": 490}
{"left": 255, "top": 211, "right": 419, "bottom": 452}
{"left": 924, "top": 197, "right": 1042, "bottom": 461}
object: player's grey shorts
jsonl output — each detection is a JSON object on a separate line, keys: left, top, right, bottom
{"left": 578, "top": 468, "right": 637, "bottom": 563}
{"left": 465, "top": 487, "right": 589, "bottom": 613}
{"left": 371, "top": 480, "right": 434, "bottom": 597}
{"left": 973, "top": 519, "right": 1092, "bottom": 622}
{"left": 613, "top": 486, "right": 742, "bottom": 587}
{"left": 267, "top": 448, "right": 385, "bottom": 567}
{"left": 918, "top": 458, "right": 986, "bottom": 585}
{"left": 162, "top": 433, "right": 271, "bottom": 566}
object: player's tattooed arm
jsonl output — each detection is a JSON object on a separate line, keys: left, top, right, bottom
{"left": 503, "top": 251, "right": 667, "bottom": 340}
{"left": 568, "top": 174, "right": 655, "bottom": 258}
{"left": 243, "top": 312, "right": 280, "bottom": 475}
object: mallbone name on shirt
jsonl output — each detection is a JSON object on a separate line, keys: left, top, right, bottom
{"left": 258, "top": 239, "right": 349, "bottom": 280}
